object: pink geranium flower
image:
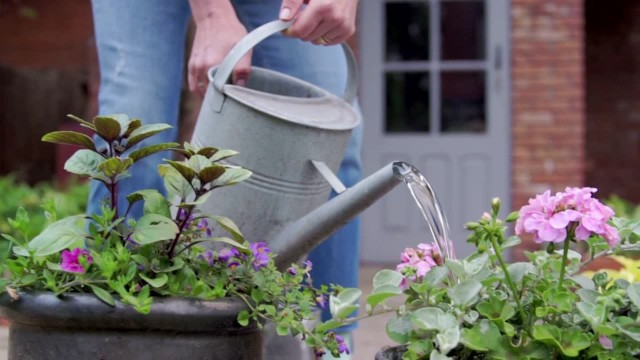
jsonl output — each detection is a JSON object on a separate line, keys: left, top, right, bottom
{"left": 515, "top": 187, "right": 619, "bottom": 246}
{"left": 60, "top": 248, "right": 93, "bottom": 274}
{"left": 396, "top": 243, "right": 441, "bottom": 283}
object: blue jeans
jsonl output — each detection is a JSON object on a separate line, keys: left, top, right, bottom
{"left": 90, "top": 0, "right": 362, "bottom": 330}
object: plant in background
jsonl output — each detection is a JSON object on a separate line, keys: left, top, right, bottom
{"left": 0, "top": 114, "right": 348, "bottom": 358}
{"left": 319, "top": 188, "right": 640, "bottom": 359}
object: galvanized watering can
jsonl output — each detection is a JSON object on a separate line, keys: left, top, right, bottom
{"left": 192, "top": 20, "right": 408, "bottom": 269}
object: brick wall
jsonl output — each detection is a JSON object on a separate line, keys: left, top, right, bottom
{"left": 511, "top": 1, "right": 585, "bottom": 208}
{"left": 585, "top": 0, "right": 640, "bottom": 203}
{"left": 511, "top": 1, "right": 585, "bottom": 256}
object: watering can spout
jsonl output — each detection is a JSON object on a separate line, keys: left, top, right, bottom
{"left": 271, "top": 162, "right": 409, "bottom": 270}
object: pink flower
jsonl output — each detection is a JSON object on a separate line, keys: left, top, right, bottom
{"left": 60, "top": 248, "right": 93, "bottom": 274}
{"left": 396, "top": 243, "right": 440, "bottom": 282}
{"left": 599, "top": 335, "right": 613, "bottom": 350}
{"left": 516, "top": 187, "right": 619, "bottom": 246}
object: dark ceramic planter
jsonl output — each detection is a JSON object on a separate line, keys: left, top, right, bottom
{"left": 0, "top": 292, "right": 262, "bottom": 360}
{"left": 375, "top": 346, "right": 408, "bottom": 360}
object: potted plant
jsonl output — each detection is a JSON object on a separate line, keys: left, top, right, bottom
{"left": 316, "top": 189, "right": 640, "bottom": 359}
{"left": 0, "top": 114, "right": 347, "bottom": 359}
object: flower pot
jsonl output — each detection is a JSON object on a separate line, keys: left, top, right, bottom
{"left": 0, "top": 292, "right": 262, "bottom": 360}
{"left": 375, "top": 346, "right": 407, "bottom": 360}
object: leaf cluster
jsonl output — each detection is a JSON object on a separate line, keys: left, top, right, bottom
{"left": 0, "top": 114, "right": 339, "bottom": 354}
{"left": 320, "top": 199, "right": 640, "bottom": 359}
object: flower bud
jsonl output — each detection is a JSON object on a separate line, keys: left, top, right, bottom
{"left": 546, "top": 242, "right": 555, "bottom": 254}
{"left": 465, "top": 222, "right": 480, "bottom": 230}
{"left": 505, "top": 211, "right": 519, "bottom": 223}
{"left": 491, "top": 197, "right": 501, "bottom": 215}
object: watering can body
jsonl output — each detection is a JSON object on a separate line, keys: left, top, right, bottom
{"left": 192, "top": 20, "right": 361, "bottom": 244}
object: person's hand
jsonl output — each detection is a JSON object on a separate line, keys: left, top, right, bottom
{"left": 188, "top": 9, "right": 250, "bottom": 97}
{"left": 279, "top": 0, "right": 358, "bottom": 46}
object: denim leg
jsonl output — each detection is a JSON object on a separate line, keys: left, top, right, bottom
{"left": 233, "top": 0, "right": 364, "bottom": 330}
{"left": 89, "top": 0, "right": 191, "bottom": 217}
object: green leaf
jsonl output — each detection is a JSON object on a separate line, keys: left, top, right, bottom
{"left": 532, "top": 325, "right": 590, "bottom": 357}
{"left": 64, "top": 149, "right": 105, "bottom": 178}
{"left": 126, "top": 190, "right": 171, "bottom": 217}
{"left": 12, "top": 246, "right": 29, "bottom": 257}
{"left": 237, "top": 310, "right": 250, "bottom": 326}
{"left": 448, "top": 279, "right": 482, "bottom": 307}
{"left": 131, "top": 255, "right": 150, "bottom": 267}
{"left": 154, "top": 258, "right": 185, "bottom": 273}
{"left": 128, "top": 142, "right": 179, "bottom": 162}
{"left": 205, "top": 236, "right": 248, "bottom": 250}
{"left": 42, "top": 131, "right": 95, "bottom": 150}
{"left": 20, "top": 274, "right": 38, "bottom": 285}
{"left": 124, "top": 118, "right": 142, "bottom": 136}
{"left": 276, "top": 324, "right": 289, "bottom": 336}
{"left": 465, "top": 253, "right": 489, "bottom": 275}
{"left": 27, "top": 215, "right": 86, "bottom": 256}
{"left": 195, "top": 146, "right": 218, "bottom": 158}
{"left": 627, "top": 283, "right": 640, "bottom": 308}
{"left": 209, "top": 149, "right": 239, "bottom": 162}
{"left": 139, "top": 273, "right": 168, "bottom": 288}
{"left": 94, "top": 116, "right": 122, "bottom": 141}
{"left": 386, "top": 317, "right": 413, "bottom": 344}
{"left": 314, "top": 319, "right": 343, "bottom": 333}
{"left": 211, "top": 216, "right": 244, "bottom": 242}
{"left": 337, "top": 288, "right": 362, "bottom": 305}
{"left": 67, "top": 114, "right": 95, "bottom": 129}
{"left": 165, "top": 160, "right": 197, "bottom": 182}
{"left": 411, "top": 307, "right": 457, "bottom": 332}
{"left": 366, "top": 285, "right": 403, "bottom": 310}
{"left": 199, "top": 165, "right": 226, "bottom": 184}
{"left": 131, "top": 214, "right": 179, "bottom": 245}
{"left": 158, "top": 164, "right": 192, "bottom": 200}
{"left": 330, "top": 288, "right": 361, "bottom": 320}
{"left": 502, "top": 236, "right": 522, "bottom": 250}
{"left": 461, "top": 320, "right": 501, "bottom": 351}
{"left": 423, "top": 266, "right": 450, "bottom": 287}
{"left": 373, "top": 269, "right": 404, "bottom": 288}
{"left": 187, "top": 155, "right": 211, "bottom": 173}
{"left": 577, "top": 301, "right": 606, "bottom": 326}
{"left": 436, "top": 326, "right": 460, "bottom": 354}
{"left": 543, "top": 288, "right": 574, "bottom": 313}
{"left": 126, "top": 124, "right": 173, "bottom": 148}
{"left": 506, "top": 262, "right": 536, "bottom": 284}
{"left": 90, "top": 285, "right": 115, "bottom": 306}
{"left": 211, "top": 168, "right": 252, "bottom": 187}
{"left": 98, "top": 157, "right": 134, "bottom": 178}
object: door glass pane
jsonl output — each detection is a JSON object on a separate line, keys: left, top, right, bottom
{"left": 385, "top": 2, "right": 430, "bottom": 61}
{"left": 441, "top": 71, "right": 485, "bottom": 133}
{"left": 441, "top": 1, "right": 485, "bottom": 60}
{"left": 386, "top": 72, "right": 430, "bottom": 133}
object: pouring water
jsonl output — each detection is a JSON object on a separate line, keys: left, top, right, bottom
{"left": 392, "top": 162, "right": 456, "bottom": 261}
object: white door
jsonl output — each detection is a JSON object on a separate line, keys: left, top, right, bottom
{"left": 360, "top": 0, "right": 510, "bottom": 262}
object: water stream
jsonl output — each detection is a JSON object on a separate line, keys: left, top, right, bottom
{"left": 393, "top": 162, "right": 456, "bottom": 261}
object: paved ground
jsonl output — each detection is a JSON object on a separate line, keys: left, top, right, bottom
{"left": 0, "top": 264, "right": 396, "bottom": 360}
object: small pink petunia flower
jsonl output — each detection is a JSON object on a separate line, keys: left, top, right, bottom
{"left": 60, "top": 248, "right": 93, "bottom": 274}
{"left": 599, "top": 335, "right": 613, "bottom": 350}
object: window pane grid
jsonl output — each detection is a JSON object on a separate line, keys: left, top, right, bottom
{"left": 383, "top": 0, "right": 487, "bottom": 134}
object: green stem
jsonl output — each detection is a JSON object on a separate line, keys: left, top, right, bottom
{"left": 558, "top": 238, "right": 571, "bottom": 290}
{"left": 489, "top": 234, "right": 527, "bottom": 324}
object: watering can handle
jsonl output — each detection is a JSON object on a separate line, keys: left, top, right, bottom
{"left": 209, "top": 19, "right": 358, "bottom": 110}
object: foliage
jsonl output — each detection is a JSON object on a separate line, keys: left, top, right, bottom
{"left": 1, "top": 114, "right": 346, "bottom": 358}
{"left": 321, "top": 192, "right": 640, "bottom": 359}
{"left": 0, "top": 175, "right": 88, "bottom": 255}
